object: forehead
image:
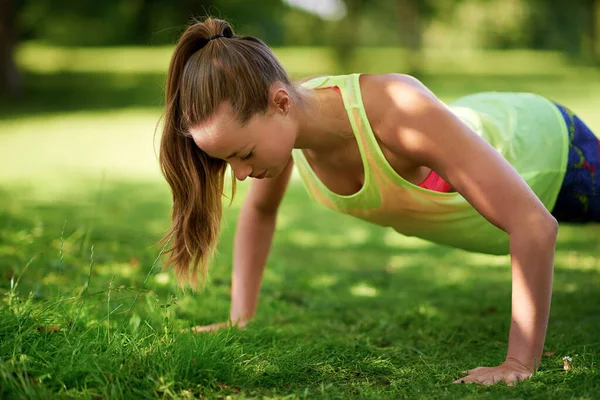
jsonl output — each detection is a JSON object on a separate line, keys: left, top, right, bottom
{"left": 189, "top": 102, "right": 245, "bottom": 156}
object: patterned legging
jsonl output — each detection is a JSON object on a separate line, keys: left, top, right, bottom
{"left": 551, "top": 104, "right": 600, "bottom": 223}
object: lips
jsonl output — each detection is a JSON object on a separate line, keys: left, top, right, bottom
{"left": 254, "top": 170, "right": 268, "bottom": 179}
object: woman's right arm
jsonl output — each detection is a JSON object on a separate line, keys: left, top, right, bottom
{"left": 229, "top": 158, "right": 294, "bottom": 325}
{"left": 189, "top": 158, "right": 294, "bottom": 332}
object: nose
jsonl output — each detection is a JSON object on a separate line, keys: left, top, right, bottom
{"left": 230, "top": 162, "right": 251, "bottom": 181}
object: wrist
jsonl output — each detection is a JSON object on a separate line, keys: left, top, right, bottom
{"left": 229, "top": 312, "right": 252, "bottom": 326}
{"left": 505, "top": 356, "right": 536, "bottom": 372}
{"left": 230, "top": 318, "right": 248, "bottom": 328}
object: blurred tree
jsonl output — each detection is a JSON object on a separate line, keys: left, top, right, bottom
{"left": 396, "top": 0, "right": 428, "bottom": 77}
{"left": 332, "top": 0, "right": 362, "bottom": 72}
{"left": 588, "top": 0, "right": 600, "bottom": 63}
{"left": 526, "top": 0, "right": 599, "bottom": 62}
{"left": 4, "top": 0, "right": 599, "bottom": 95}
{"left": 0, "top": 0, "right": 21, "bottom": 95}
{"left": 15, "top": 0, "right": 286, "bottom": 46}
{"left": 16, "top": 0, "right": 216, "bottom": 46}
{"left": 331, "top": 0, "right": 450, "bottom": 76}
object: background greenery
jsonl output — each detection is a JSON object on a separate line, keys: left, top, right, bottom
{"left": 1, "top": 1, "right": 599, "bottom": 399}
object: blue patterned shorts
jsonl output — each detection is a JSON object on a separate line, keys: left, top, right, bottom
{"left": 551, "top": 104, "right": 600, "bottom": 223}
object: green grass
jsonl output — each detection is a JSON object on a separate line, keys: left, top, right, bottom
{"left": 0, "top": 45, "right": 599, "bottom": 399}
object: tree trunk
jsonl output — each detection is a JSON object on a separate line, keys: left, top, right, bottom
{"left": 0, "top": 0, "right": 21, "bottom": 95}
{"left": 593, "top": 0, "right": 600, "bottom": 64}
{"left": 397, "top": 0, "right": 424, "bottom": 78}
{"left": 333, "top": 0, "right": 361, "bottom": 73}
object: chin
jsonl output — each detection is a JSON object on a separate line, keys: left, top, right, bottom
{"left": 267, "top": 166, "right": 282, "bottom": 179}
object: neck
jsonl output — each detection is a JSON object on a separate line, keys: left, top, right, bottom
{"left": 292, "top": 87, "right": 352, "bottom": 154}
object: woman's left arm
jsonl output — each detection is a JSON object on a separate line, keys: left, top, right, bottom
{"left": 378, "top": 75, "right": 558, "bottom": 385}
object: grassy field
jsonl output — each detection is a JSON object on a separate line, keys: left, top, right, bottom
{"left": 0, "top": 45, "right": 599, "bottom": 399}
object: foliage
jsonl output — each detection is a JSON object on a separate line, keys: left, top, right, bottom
{"left": 8, "top": 0, "right": 599, "bottom": 56}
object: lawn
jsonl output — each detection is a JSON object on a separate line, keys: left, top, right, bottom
{"left": 0, "top": 45, "right": 599, "bottom": 399}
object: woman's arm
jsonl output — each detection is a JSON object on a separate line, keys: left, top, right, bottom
{"left": 375, "top": 74, "right": 558, "bottom": 384}
{"left": 230, "top": 158, "right": 294, "bottom": 324}
{"left": 189, "top": 159, "right": 294, "bottom": 332}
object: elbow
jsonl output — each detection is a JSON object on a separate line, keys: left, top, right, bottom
{"left": 515, "top": 211, "right": 558, "bottom": 244}
{"left": 540, "top": 212, "right": 559, "bottom": 242}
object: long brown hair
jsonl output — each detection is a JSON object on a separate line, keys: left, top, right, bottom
{"left": 159, "top": 17, "right": 297, "bottom": 289}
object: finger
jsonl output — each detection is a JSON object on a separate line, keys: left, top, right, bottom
{"left": 453, "top": 375, "right": 472, "bottom": 384}
{"left": 463, "top": 366, "right": 487, "bottom": 375}
{"left": 468, "top": 372, "right": 492, "bottom": 385}
{"left": 190, "top": 326, "right": 209, "bottom": 333}
{"left": 190, "top": 324, "right": 219, "bottom": 333}
{"left": 459, "top": 370, "right": 500, "bottom": 386}
{"left": 506, "top": 373, "right": 524, "bottom": 386}
{"left": 478, "top": 374, "right": 499, "bottom": 385}
{"left": 453, "top": 374, "right": 477, "bottom": 384}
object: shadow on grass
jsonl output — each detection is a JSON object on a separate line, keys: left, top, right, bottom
{"left": 0, "top": 71, "right": 166, "bottom": 120}
{"left": 0, "top": 180, "right": 172, "bottom": 294}
{"left": 0, "top": 180, "right": 599, "bottom": 398}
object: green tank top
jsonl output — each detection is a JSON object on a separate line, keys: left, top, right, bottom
{"left": 291, "top": 73, "right": 569, "bottom": 255}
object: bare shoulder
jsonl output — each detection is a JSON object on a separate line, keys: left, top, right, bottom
{"left": 359, "top": 73, "right": 443, "bottom": 160}
{"left": 359, "top": 73, "right": 437, "bottom": 122}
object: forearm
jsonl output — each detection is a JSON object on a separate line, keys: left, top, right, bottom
{"left": 506, "top": 219, "right": 557, "bottom": 370}
{"left": 230, "top": 204, "right": 277, "bottom": 324}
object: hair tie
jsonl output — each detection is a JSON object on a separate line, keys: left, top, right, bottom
{"left": 208, "top": 34, "right": 225, "bottom": 42}
{"left": 194, "top": 29, "right": 233, "bottom": 53}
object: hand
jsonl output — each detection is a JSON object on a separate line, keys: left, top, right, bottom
{"left": 453, "top": 358, "right": 534, "bottom": 386}
{"left": 181, "top": 319, "right": 248, "bottom": 334}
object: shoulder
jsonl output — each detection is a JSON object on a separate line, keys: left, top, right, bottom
{"left": 359, "top": 73, "right": 439, "bottom": 124}
{"left": 359, "top": 73, "right": 445, "bottom": 162}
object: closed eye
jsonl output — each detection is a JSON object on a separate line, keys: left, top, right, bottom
{"left": 240, "top": 151, "right": 254, "bottom": 161}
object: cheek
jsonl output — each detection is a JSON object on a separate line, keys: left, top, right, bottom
{"left": 265, "top": 120, "right": 295, "bottom": 161}
{"left": 262, "top": 141, "right": 291, "bottom": 165}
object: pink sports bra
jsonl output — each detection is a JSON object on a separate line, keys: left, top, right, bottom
{"left": 320, "top": 85, "right": 453, "bottom": 193}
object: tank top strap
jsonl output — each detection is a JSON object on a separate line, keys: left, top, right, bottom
{"left": 296, "top": 73, "right": 383, "bottom": 211}
{"left": 337, "top": 73, "right": 388, "bottom": 164}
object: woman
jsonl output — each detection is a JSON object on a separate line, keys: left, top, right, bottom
{"left": 159, "top": 17, "right": 599, "bottom": 386}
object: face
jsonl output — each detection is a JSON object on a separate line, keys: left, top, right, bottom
{"left": 189, "top": 87, "right": 297, "bottom": 181}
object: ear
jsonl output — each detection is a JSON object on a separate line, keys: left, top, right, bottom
{"left": 270, "top": 84, "right": 291, "bottom": 116}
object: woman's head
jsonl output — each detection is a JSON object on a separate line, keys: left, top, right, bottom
{"left": 159, "top": 17, "right": 302, "bottom": 289}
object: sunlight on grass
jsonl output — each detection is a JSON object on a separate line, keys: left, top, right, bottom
{"left": 287, "top": 227, "right": 370, "bottom": 248}
{"left": 274, "top": 212, "right": 293, "bottom": 230}
{"left": 383, "top": 230, "right": 434, "bottom": 249}
{"left": 346, "top": 227, "right": 371, "bottom": 244}
{"left": 0, "top": 109, "right": 163, "bottom": 184}
{"left": 310, "top": 274, "right": 338, "bottom": 289}
{"left": 262, "top": 267, "right": 284, "bottom": 285}
{"left": 461, "top": 252, "right": 510, "bottom": 268}
{"left": 16, "top": 43, "right": 174, "bottom": 74}
{"left": 385, "top": 255, "right": 416, "bottom": 272}
{"left": 385, "top": 254, "right": 449, "bottom": 274}
{"left": 555, "top": 251, "right": 600, "bottom": 271}
{"left": 95, "top": 262, "right": 140, "bottom": 279}
{"left": 153, "top": 272, "right": 171, "bottom": 285}
{"left": 560, "top": 283, "right": 579, "bottom": 293}
{"left": 418, "top": 303, "right": 441, "bottom": 318}
{"left": 17, "top": 43, "right": 600, "bottom": 79}
{"left": 350, "top": 282, "right": 379, "bottom": 297}
{"left": 288, "top": 230, "right": 321, "bottom": 247}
